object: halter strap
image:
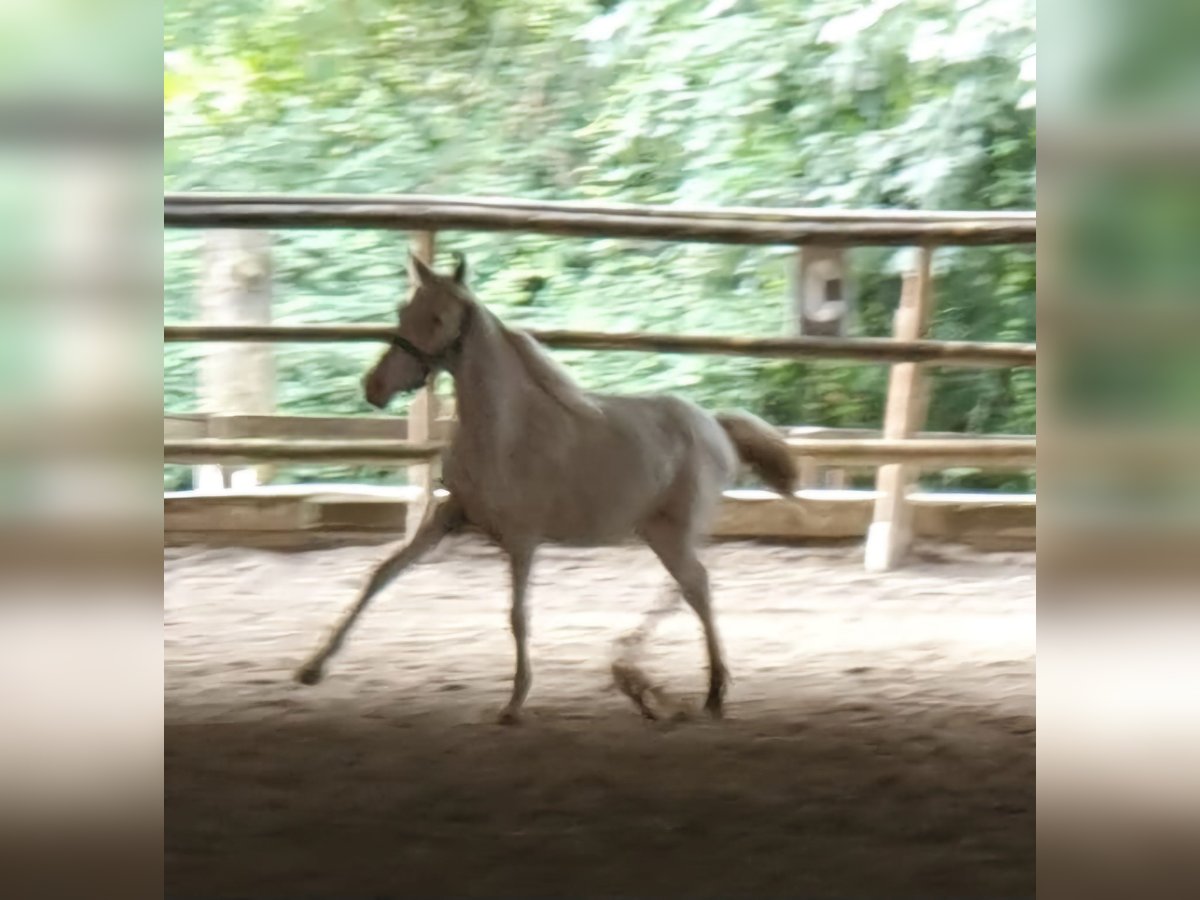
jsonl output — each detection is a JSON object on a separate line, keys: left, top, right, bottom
{"left": 388, "top": 334, "right": 438, "bottom": 370}
{"left": 389, "top": 305, "right": 472, "bottom": 374}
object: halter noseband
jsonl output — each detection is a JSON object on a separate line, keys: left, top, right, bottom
{"left": 389, "top": 306, "right": 471, "bottom": 377}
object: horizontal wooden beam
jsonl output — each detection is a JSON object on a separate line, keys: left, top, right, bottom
{"left": 165, "top": 414, "right": 1023, "bottom": 445}
{"left": 164, "top": 438, "right": 444, "bottom": 465}
{"left": 168, "top": 191, "right": 1035, "bottom": 228}
{"left": 163, "top": 486, "right": 1036, "bottom": 551}
{"left": 784, "top": 425, "right": 1033, "bottom": 441}
{"left": 163, "top": 324, "right": 1036, "bottom": 368}
{"left": 164, "top": 413, "right": 455, "bottom": 442}
{"left": 163, "top": 435, "right": 1034, "bottom": 469}
{"left": 788, "top": 437, "right": 1034, "bottom": 469}
{"left": 164, "top": 199, "right": 1035, "bottom": 246}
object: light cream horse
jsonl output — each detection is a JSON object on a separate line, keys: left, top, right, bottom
{"left": 296, "top": 253, "right": 798, "bottom": 723}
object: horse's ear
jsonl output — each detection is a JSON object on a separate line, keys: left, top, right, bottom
{"left": 451, "top": 252, "right": 468, "bottom": 285}
{"left": 408, "top": 252, "right": 436, "bottom": 286}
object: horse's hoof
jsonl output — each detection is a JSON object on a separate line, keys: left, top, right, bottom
{"left": 295, "top": 664, "right": 323, "bottom": 686}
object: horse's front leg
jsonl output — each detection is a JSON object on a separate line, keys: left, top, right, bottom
{"left": 499, "top": 543, "right": 535, "bottom": 725}
{"left": 295, "top": 498, "right": 464, "bottom": 686}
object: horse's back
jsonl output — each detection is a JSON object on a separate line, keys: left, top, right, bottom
{"left": 595, "top": 392, "right": 735, "bottom": 472}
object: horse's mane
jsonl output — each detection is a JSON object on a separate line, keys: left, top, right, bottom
{"left": 494, "top": 317, "right": 603, "bottom": 419}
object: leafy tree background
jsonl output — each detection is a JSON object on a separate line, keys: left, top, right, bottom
{"left": 164, "top": 0, "right": 1035, "bottom": 491}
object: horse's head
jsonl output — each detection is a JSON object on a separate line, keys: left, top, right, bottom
{"left": 363, "top": 252, "right": 471, "bottom": 409}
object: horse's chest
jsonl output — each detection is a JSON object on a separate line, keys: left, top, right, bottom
{"left": 442, "top": 447, "right": 537, "bottom": 529}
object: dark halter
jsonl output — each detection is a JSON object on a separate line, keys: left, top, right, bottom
{"left": 389, "top": 305, "right": 471, "bottom": 377}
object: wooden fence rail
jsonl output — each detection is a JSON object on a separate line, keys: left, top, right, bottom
{"left": 165, "top": 413, "right": 1021, "bottom": 446}
{"left": 164, "top": 191, "right": 1036, "bottom": 568}
{"left": 165, "top": 438, "right": 445, "bottom": 466}
{"left": 167, "top": 191, "right": 1035, "bottom": 226}
{"left": 165, "top": 198, "right": 1035, "bottom": 246}
{"left": 164, "top": 324, "right": 1035, "bottom": 368}
{"left": 164, "top": 436, "right": 1035, "bottom": 470}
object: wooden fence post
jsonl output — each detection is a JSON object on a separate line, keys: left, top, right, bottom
{"left": 195, "top": 230, "right": 274, "bottom": 490}
{"left": 864, "top": 246, "right": 936, "bottom": 571}
{"left": 790, "top": 244, "right": 850, "bottom": 338}
{"left": 405, "top": 230, "right": 440, "bottom": 538}
{"left": 791, "top": 244, "right": 852, "bottom": 489}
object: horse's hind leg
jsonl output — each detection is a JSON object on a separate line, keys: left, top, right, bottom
{"left": 499, "top": 543, "right": 535, "bottom": 725}
{"left": 639, "top": 516, "right": 728, "bottom": 717}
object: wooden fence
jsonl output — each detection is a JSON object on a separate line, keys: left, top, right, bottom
{"left": 164, "top": 192, "right": 1036, "bottom": 568}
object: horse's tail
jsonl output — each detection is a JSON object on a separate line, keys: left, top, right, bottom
{"left": 715, "top": 410, "right": 798, "bottom": 497}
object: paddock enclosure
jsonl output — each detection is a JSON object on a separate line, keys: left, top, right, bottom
{"left": 165, "top": 194, "right": 1035, "bottom": 896}
{"left": 166, "top": 539, "right": 1034, "bottom": 898}
{"left": 164, "top": 193, "right": 1036, "bottom": 568}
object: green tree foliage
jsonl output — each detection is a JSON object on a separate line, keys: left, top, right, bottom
{"left": 165, "top": 0, "right": 1035, "bottom": 491}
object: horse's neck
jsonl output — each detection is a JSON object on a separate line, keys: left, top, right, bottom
{"left": 450, "top": 307, "right": 595, "bottom": 453}
{"left": 450, "top": 310, "right": 545, "bottom": 448}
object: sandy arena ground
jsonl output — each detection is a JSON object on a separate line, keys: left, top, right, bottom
{"left": 165, "top": 538, "right": 1035, "bottom": 898}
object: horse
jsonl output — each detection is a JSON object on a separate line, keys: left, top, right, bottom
{"left": 295, "top": 252, "right": 798, "bottom": 724}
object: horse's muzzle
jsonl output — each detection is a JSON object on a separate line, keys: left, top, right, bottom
{"left": 362, "top": 372, "right": 393, "bottom": 409}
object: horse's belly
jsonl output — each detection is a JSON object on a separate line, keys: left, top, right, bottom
{"left": 443, "top": 416, "right": 687, "bottom": 544}
{"left": 540, "top": 505, "right": 638, "bottom": 545}
{"left": 537, "top": 467, "right": 665, "bottom": 544}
